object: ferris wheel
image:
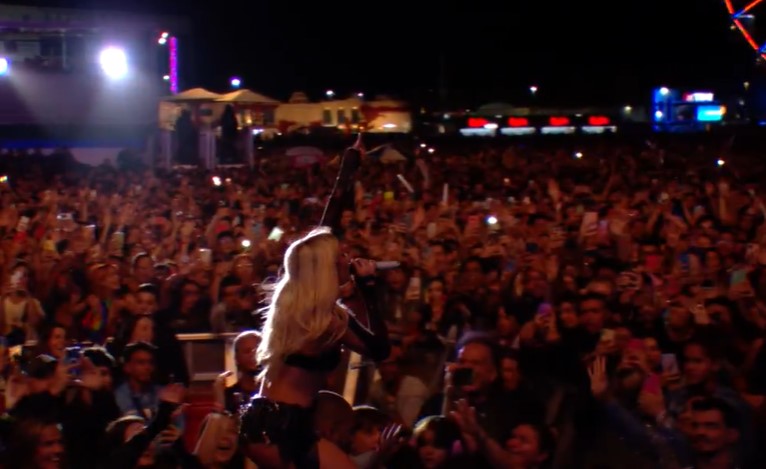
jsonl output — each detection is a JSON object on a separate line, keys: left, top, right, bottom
{"left": 726, "top": 0, "right": 766, "bottom": 59}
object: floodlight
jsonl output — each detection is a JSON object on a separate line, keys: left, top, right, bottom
{"left": 99, "top": 47, "right": 128, "bottom": 79}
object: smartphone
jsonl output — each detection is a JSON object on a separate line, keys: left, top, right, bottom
{"left": 267, "top": 227, "right": 284, "bottom": 242}
{"left": 198, "top": 248, "right": 213, "bottom": 266}
{"left": 66, "top": 346, "right": 81, "bottom": 364}
{"left": 84, "top": 225, "right": 96, "bottom": 242}
{"left": 730, "top": 268, "right": 748, "bottom": 287}
{"left": 452, "top": 367, "right": 474, "bottom": 387}
{"left": 661, "top": 354, "right": 679, "bottom": 375}
{"left": 405, "top": 277, "right": 421, "bottom": 301}
{"left": 427, "top": 222, "right": 437, "bottom": 239}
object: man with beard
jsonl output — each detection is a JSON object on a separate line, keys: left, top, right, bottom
{"left": 686, "top": 398, "right": 741, "bottom": 469}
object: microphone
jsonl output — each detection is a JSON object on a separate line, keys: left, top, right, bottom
{"left": 375, "top": 261, "right": 401, "bottom": 271}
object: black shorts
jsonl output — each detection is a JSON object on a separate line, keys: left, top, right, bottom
{"left": 239, "top": 397, "right": 319, "bottom": 469}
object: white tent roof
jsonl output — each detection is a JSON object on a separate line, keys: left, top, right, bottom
{"left": 380, "top": 146, "right": 406, "bottom": 164}
{"left": 216, "top": 89, "right": 280, "bottom": 105}
{"left": 163, "top": 88, "right": 223, "bottom": 101}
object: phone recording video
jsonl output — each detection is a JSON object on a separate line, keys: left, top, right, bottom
{"left": 452, "top": 367, "right": 473, "bottom": 387}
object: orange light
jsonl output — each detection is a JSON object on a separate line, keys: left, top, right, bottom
{"left": 549, "top": 116, "right": 570, "bottom": 126}
{"left": 468, "top": 117, "right": 489, "bottom": 128}
{"left": 588, "top": 116, "right": 610, "bottom": 126}
{"left": 507, "top": 117, "right": 529, "bottom": 127}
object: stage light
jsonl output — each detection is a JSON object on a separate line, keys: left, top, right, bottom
{"left": 0, "top": 57, "right": 8, "bottom": 76}
{"left": 230, "top": 77, "right": 241, "bottom": 88}
{"left": 99, "top": 47, "right": 128, "bottom": 79}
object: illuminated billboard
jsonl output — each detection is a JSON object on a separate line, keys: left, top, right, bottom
{"left": 696, "top": 105, "right": 726, "bottom": 122}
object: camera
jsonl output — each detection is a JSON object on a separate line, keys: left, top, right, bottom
{"left": 452, "top": 367, "right": 474, "bottom": 387}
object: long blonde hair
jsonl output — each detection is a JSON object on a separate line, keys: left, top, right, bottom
{"left": 257, "top": 228, "right": 348, "bottom": 379}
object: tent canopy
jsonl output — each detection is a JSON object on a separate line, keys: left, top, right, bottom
{"left": 162, "top": 88, "right": 223, "bottom": 102}
{"left": 216, "top": 89, "right": 280, "bottom": 105}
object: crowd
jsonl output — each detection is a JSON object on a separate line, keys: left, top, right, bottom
{"left": 0, "top": 134, "right": 764, "bottom": 468}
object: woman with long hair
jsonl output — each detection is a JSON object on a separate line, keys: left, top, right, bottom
{"left": 240, "top": 136, "right": 390, "bottom": 468}
{"left": 239, "top": 227, "right": 390, "bottom": 469}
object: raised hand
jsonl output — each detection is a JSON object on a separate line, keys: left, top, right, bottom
{"left": 377, "top": 423, "right": 403, "bottom": 457}
{"left": 450, "top": 399, "right": 483, "bottom": 439}
{"left": 588, "top": 355, "right": 609, "bottom": 400}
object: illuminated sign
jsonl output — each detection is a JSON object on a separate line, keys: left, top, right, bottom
{"left": 549, "top": 116, "right": 570, "bottom": 126}
{"left": 507, "top": 117, "right": 529, "bottom": 127}
{"left": 582, "top": 126, "right": 618, "bottom": 134}
{"left": 587, "top": 116, "right": 610, "bottom": 126}
{"left": 684, "top": 92, "right": 714, "bottom": 103}
{"left": 500, "top": 127, "right": 536, "bottom": 136}
{"left": 460, "top": 128, "right": 495, "bottom": 137}
{"left": 541, "top": 126, "right": 576, "bottom": 135}
{"left": 696, "top": 105, "right": 726, "bottom": 122}
{"left": 467, "top": 117, "right": 489, "bottom": 128}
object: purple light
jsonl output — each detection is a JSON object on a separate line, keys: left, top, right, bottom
{"left": 169, "top": 36, "right": 179, "bottom": 94}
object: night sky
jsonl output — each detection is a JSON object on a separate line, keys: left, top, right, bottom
{"left": 27, "top": 0, "right": 763, "bottom": 107}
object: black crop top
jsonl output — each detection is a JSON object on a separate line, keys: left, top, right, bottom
{"left": 284, "top": 347, "right": 342, "bottom": 372}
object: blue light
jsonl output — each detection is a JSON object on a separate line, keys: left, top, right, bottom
{"left": 230, "top": 77, "right": 241, "bottom": 89}
{"left": 696, "top": 105, "right": 725, "bottom": 122}
{"left": 0, "top": 57, "right": 8, "bottom": 76}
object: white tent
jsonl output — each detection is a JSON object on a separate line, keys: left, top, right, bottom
{"left": 163, "top": 87, "right": 222, "bottom": 102}
{"left": 216, "top": 89, "right": 280, "bottom": 105}
{"left": 380, "top": 146, "right": 406, "bottom": 164}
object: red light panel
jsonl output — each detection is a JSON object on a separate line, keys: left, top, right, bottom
{"left": 588, "top": 116, "right": 610, "bottom": 126}
{"left": 467, "top": 117, "right": 489, "bottom": 128}
{"left": 549, "top": 116, "right": 570, "bottom": 126}
{"left": 507, "top": 117, "right": 529, "bottom": 127}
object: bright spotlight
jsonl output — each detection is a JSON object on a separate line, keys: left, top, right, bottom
{"left": 0, "top": 57, "right": 8, "bottom": 76}
{"left": 230, "top": 77, "right": 242, "bottom": 88}
{"left": 162, "top": 75, "right": 170, "bottom": 81}
{"left": 99, "top": 47, "right": 128, "bottom": 79}
{"left": 158, "top": 37, "right": 167, "bottom": 45}
{"left": 717, "top": 159, "right": 725, "bottom": 167}
{"left": 659, "top": 87, "right": 670, "bottom": 96}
